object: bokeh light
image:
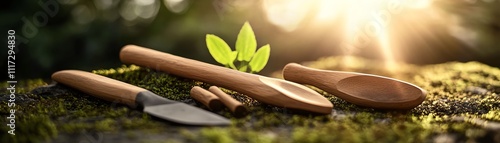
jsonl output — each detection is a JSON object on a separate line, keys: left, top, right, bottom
{"left": 262, "top": 0, "right": 312, "bottom": 32}
{"left": 120, "top": 0, "right": 160, "bottom": 25}
{"left": 164, "top": 0, "right": 190, "bottom": 13}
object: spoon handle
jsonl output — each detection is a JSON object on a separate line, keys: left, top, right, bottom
{"left": 283, "top": 63, "right": 356, "bottom": 88}
{"left": 119, "top": 45, "right": 333, "bottom": 114}
{"left": 120, "top": 45, "right": 257, "bottom": 90}
{"left": 282, "top": 63, "right": 320, "bottom": 85}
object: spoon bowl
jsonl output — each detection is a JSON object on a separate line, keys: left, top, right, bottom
{"left": 283, "top": 63, "right": 426, "bottom": 109}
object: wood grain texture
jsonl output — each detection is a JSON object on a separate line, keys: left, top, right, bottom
{"left": 283, "top": 63, "right": 426, "bottom": 109}
{"left": 190, "top": 86, "right": 223, "bottom": 111}
{"left": 119, "top": 45, "right": 333, "bottom": 114}
{"left": 52, "top": 70, "right": 145, "bottom": 107}
{"left": 209, "top": 86, "right": 247, "bottom": 117}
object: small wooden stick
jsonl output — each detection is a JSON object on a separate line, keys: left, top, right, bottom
{"left": 190, "top": 86, "right": 223, "bottom": 111}
{"left": 209, "top": 86, "right": 248, "bottom": 117}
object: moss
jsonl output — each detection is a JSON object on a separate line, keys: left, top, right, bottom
{"left": 2, "top": 57, "right": 500, "bottom": 142}
{"left": 180, "top": 127, "right": 284, "bottom": 143}
{"left": 1, "top": 114, "right": 57, "bottom": 143}
{"left": 245, "top": 130, "right": 276, "bottom": 143}
{"left": 200, "top": 128, "right": 234, "bottom": 143}
{"left": 482, "top": 110, "right": 500, "bottom": 122}
{"left": 0, "top": 66, "right": 183, "bottom": 142}
{"left": 59, "top": 122, "right": 92, "bottom": 133}
{"left": 180, "top": 128, "right": 198, "bottom": 141}
{"left": 291, "top": 114, "right": 432, "bottom": 143}
{"left": 94, "top": 118, "right": 117, "bottom": 131}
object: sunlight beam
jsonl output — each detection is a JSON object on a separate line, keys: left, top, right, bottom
{"left": 379, "top": 31, "right": 397, "bottom": 72}
{"left": 314, "top": 0, "right": 345, "bottom": 22}
{"left": 260, "top": 0, "right": 441, "bottom": 71}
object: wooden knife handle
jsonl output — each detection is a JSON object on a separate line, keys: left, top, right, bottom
{"left": 190, "top": 86, "right": 223, "bottom": 111}
{"left": 52, "top": 70, "right": 146, "bottom": 107}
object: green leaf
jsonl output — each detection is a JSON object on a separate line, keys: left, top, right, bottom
{"left": 238, "top": 61, "right": 248, "bottom": 72}
{"left": 206, "top": 34, "right": 233, "bottom": 65}
{"left": 230, "top": 51, "right": 238, "bottom": 62}
{"left": 239, "top": 64, "right": 248, "bottom": 72}
{"left": 236, "top": 21, "right": 257, "bottom": 62}
{"left": 229, "top": 51, "right": 238, "bottom": 70}
{"left": 249, "top": 44, "right": 270, "bottom": 73}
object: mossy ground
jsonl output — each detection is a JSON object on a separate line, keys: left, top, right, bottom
{"left": 1, "top": 56, "right": 500, "bottom": 143}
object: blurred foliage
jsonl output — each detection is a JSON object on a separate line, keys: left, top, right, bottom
{"left": 1, "top": 0, "right": 247, "bottom": 80}
{"left": 432, "top": 0, "right": 500, "bottom": 64}
{"left": 0, "top": 0, "right": 499, "bottom": 80}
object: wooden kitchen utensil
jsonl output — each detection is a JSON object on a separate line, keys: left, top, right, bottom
{"left": 120, "top": 45, "right": 333, "bottom": 114}
{"left": 283, "top": 63, "right": 426, "bottom": 109}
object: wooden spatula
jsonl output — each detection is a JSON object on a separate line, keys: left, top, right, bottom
{"left": 283, "top": 63, "right": 426, "bottom": 110}
{"left": 119, "top": 45, "right": 333, "bottom": 114}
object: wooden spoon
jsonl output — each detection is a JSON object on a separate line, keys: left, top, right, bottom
{"left": 120, "top": 45, "right": 333, "bottom": 114}
{"left": 283, "top": 63, "right": 426, "bottom": 109}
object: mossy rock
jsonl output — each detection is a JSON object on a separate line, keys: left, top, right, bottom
{"left": 1, "top": 56, "right": 500, "bottom": 143}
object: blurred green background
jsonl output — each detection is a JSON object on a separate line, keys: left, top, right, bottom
{"left": 1, "top": 0, "right": 499, "bottom": 80}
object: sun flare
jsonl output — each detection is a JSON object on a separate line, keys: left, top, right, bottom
{"left": 262, "top": 0, "right": 436, "bottom": 70}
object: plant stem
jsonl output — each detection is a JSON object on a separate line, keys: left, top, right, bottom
{"left": 238, "top": 61, "right": 248, "bottom": 72}
{"left": 229, "top": 62, "right": 237, "bottom": 70}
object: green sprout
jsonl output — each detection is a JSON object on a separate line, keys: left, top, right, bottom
{"left": 206, "top": 21, "right": 271, "bottom": 73}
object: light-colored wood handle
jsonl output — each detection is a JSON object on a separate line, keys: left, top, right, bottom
{"left": 209, "top": 86, "right": 247, "bottom": 117}
{"left": 51, "top": 70, "right": 146, "bottom": 107}
{"left": 119, "top": 45, "right": 333, "bottom": 114}
{"left": 283, "top": 63, "right": 356, "bottom": 87}
{"left": 190, "top": 86, "right": 223, "bottom": 111}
